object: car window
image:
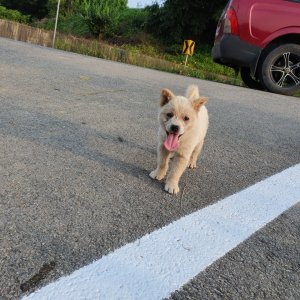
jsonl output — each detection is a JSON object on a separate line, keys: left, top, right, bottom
{"left": 286, "top": 0, "right": 300, "bottom": 3}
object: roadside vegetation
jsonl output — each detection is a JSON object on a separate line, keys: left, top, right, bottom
{"left": 0, "top": 5, "right": 29, "bottom": 23}
{"left": 0, "top": 0, "right": 242, "bottom": 86}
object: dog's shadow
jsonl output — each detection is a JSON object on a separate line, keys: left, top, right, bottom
{"left": 0, "top": 103, "right": 155, "bottom": 179}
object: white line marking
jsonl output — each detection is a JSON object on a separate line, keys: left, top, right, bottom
{"left": 23, "top": 164, "right": 300, "bottom": 300}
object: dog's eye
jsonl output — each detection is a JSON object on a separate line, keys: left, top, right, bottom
{"left": 184, "top": 116, "right": 189, "bottom": 121}
{"left": 166, "top": 113, "right": 174, "bottom": 118}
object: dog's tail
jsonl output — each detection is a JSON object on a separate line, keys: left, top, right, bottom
{"left": 186, "top": 85, "right": 199, "bottom": 100}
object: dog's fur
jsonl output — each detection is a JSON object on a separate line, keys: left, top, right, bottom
{"left": 150, "top": 85, "right": 208, "bottom": 194}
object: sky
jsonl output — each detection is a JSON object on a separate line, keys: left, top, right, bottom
{"left": 128, "top": 0, "right": 163, "bottom": 8}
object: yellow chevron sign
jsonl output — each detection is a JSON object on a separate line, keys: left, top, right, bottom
{"left": 182, "top": 40, "right": 195, "bottom": 56}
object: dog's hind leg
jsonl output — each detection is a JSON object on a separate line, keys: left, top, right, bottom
{"left": 150, "top": 144, "right": 171, "bottom": 180}
{"left": 189, "top": 140, "right": 204, "bottom": 169}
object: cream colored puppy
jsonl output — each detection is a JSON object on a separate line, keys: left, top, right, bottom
{"left": 150, "top": 85, "right": 208, "bottom": 194}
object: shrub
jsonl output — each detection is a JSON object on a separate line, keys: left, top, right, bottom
{"left": 58, "top": 14, "right": 91, "bottom": 37}
{"left": 0, "top": 0, "right": 48, "bottom": 19}
{"left": 0, "top": 5, "right": 30, "bottom": 23}
{"left": 116, "top": 8, "right": 148, "bottom": 36}
{"left": 145, "top": 0, "right": 228, "bottom": 45}
{"left": 73, "top": 0, "right": 127, "bottom": 36}
{"left": 35, "top": 13, "right": 91, "bottom": 37}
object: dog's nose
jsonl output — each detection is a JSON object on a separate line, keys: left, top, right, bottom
{"left": 170, "top": 125, "right": 180, "bottom": 133}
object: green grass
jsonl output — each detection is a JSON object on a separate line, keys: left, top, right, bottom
{"left": 54, "top": 35, "right": 182, "bottom": 74}
{"left": 102, "top": 43, "right": 238, "bottom": 84}
{"left": 166, "top": 51, "right": 242, "bottom": 84}
{"left": 119, "top": 42, "right": 243, "bottom": 86}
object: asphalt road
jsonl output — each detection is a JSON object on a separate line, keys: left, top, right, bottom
{"left": 0, "top": 37, "right": 299, "bottom": 299}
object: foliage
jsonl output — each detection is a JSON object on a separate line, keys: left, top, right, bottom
{"left": 0, "top": 0, "right": 49, "bottom": 19}
{"left": 0, "top": 5, "right": 30, "bottom": 23}
{"left": 37, "top": 13, "right": 91, "bottom": 37}
{"left": 1, "top": 0, "right": 228, "bottom": 45}
{"left": 165, "top": 50, "right": 236, "bottom": 78}
{"left": 145, "top": 0, "right": 228, "bottom": 45}
{"left": 115, "top": 8, "right": 148, "bottom": 36}
{"left": 72, "top": 0, "right": 127, "bottom": 36}
{"left": 58, "top": 13, "right": 91, "bottom": 36}
{"left": 45, "top": 0, "right": 79, "bottom": 18}
{"left": 46, "top": 0, "right": 59, "bottom": 18}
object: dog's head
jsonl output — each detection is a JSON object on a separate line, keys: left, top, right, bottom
{"left": 158, "top": 85, "right": 207, "bottom": 151}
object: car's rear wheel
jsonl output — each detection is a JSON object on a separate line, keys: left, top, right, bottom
{"left": 259, "top": 44, "right": 300, "bottom": 96}
{"left": 240, "top": 67, "right": 264, "bottom": 90}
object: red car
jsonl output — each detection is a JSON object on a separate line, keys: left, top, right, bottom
{"left": 212, "top": 0, "right": 300, "bottom": 95}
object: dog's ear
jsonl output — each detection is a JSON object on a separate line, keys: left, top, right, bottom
{"left": 192, "top": 97, "right": 208, "bottom": 111}
{"left": 160, "top": 88, "right": 175, "bottom": 107}
{"left": 186, "top": 85, "right": 199, "bottom": 100}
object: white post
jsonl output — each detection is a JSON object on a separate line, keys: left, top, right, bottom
{"left": 52, "top": 0, "right": 61, "bottom": 48}
{"left": 184, "top": 54, "right": 189, "bottom": 67}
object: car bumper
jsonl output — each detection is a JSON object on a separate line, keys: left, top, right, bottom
{"left": 212, "top": 35, "right": 262, "bottom": 75}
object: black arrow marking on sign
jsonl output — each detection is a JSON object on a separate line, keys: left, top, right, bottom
{"left": 188, "top": 41, "right": 195, "bottom": 54}
{"left": 183, "top": 41, "right": 195, "bottom": 55}
{"left": 183, "top": 40, "right": 189, "bottom": 54}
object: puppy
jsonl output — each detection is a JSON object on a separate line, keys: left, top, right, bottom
{"left": 150, "top": 85, "right": 208, "bottom": 194}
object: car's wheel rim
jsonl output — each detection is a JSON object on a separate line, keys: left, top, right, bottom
{"left": 270, "top": 52, "right": 300, "bottom": 88}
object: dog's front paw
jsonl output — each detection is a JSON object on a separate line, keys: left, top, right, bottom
{"left": 165, "top": 181, "right": 180, "bottom": 195}
{"left": 188, "top": 161, "right": 197, "bottom": 169}
{"left": 149, "top": 169, "right": 165, "bottom": 181}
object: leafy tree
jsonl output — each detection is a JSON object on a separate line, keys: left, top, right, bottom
{"left": 145, "top": 0, "right": 228, "bottom": 45}
{"left": 0, "top": 5, "right": 30, "bottom": 23}
{"left": 0, "top": 0, "right": 49, "bottom": 19}
{"left": 73, "top": 0, "right": 127, "bottom": 36}
{"left": 116, "top": 8, "right": 148, "bottom": 36}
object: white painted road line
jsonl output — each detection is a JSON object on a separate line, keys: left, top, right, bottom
{"left": 23, "top": 164, "right": 300, "bottom": 300}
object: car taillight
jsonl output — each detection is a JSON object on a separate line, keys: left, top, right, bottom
{"left": 224, "top": 7, "right": 239, "bottom": 36}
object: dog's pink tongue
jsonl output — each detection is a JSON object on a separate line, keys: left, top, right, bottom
{"left": 164, "top": 133, "right": 179, "bottom": 151}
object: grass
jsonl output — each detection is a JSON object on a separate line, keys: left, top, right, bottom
{"left": 166, "top": 51, "right": 243, "bottom": 85}
{"left": 55, "top": 36, "right": 244, "bottom": 86}
{"left": 120, "top": 42, "right": 243, "bottom": 86}
{"left": 54, "top": 35, "right": 183, "bottom": 74}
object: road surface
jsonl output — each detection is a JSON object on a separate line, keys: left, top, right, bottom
{"left": 0, "top": 37, "right": 299, "bottom": 299}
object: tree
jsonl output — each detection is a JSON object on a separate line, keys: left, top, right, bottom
{"left": 73, "top": 0, "right": 127, "bottom": 36}
{"left": 0, "top": 5, "right": 30, "bottom": 23}
{"left": 46, "top": 0, "right": 78, "bottom": 18}
{"left": 0, "top": 0, "right": 49, "bottom": 19}
{"left": 145, "top": 0, "right": 228, "bottom": 45}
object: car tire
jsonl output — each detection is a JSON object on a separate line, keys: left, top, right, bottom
{"left": 259, "top": 44, "right": 300, "bottom": 96}
{"left": 240, "top": 67, "right": 264, "bottom": 90}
